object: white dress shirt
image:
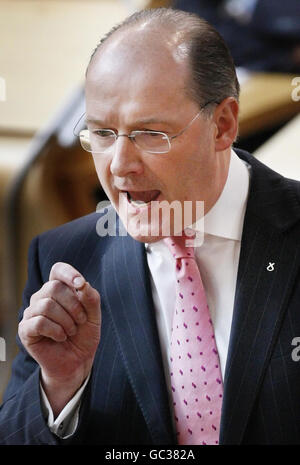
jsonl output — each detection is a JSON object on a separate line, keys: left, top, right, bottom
{"left": 41, "top": 148, "right": 250, "bottom": 437}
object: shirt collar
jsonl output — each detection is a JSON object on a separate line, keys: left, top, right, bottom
{"left": 192, "top": 148, "right": 250, "bottom": 241}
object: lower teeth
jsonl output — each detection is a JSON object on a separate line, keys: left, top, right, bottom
{"left": 130, "top": 199, "right": 150, "bottom": 206}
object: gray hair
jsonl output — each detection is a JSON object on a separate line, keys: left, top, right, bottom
{"left": 86, "top": 8, "right": 240, "bottom": 112}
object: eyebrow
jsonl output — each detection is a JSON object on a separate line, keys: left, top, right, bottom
{"left": 86, "top": 118, "right": 105, "bottom": 125}
{"left": 85, "top": 116, "right": 173, "bottom": 126}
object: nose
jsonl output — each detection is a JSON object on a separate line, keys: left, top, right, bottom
{"left": 110, "top": 135, "right": 144, "bottom": 177}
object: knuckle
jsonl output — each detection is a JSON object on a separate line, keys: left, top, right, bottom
{"left": 18, "top": 319, "right": 25, "bottom": 340}
{"left": 18, "top": 317, "right": 35, "bottom": 344}
{"left": 34, "top": 315, "right": 47, "bottom": 332}
{"left": 50, "top": 262, "right": 74, "bottom": 280}
{"left": 38, "top": 297, "right": 54, "bottom": 314}
{"left": 22, "top": 306, "right": 31, "bottom": 319}
{"left": 50, "top": 262, "right": 62, "bottom": 275}
{"left": 29, "top": 288, "right": 42, "bottom": 305}
{"left": 48, "top": 279, "right": 63, "bottom": 295}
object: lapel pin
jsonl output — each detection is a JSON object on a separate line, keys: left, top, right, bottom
{"left": 267, "top": 262, "right": 275, "bottom": 271}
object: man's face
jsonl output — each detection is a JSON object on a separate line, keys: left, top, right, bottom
{"left": 85, "top": 31, "right": 225, "bottom": 243}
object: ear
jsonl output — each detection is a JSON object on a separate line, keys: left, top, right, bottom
{"left": 213, "top": 97, "right": 239, "bottom": 151}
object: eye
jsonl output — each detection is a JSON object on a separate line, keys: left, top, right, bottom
{"left": 148, "top": 131, "right": 163, "bottom": 137}
{"left": 140, "top": 131, "right": 166, "bottom": 138}
{"left": 93, "top": 129, "right": 115, "bottom": 138}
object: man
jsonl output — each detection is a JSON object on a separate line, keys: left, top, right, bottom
{"left": 1, "top": 8, "right": 300, "bottom": 445}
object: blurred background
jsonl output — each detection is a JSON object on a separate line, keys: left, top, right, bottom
{"left": 0, "top": 0, "right": 299, "bottom": 400}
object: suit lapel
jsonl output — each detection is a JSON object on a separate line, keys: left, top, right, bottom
{"left": 220, "top": 150, "right": 300, "bottom": 444}
{"left": 99, "top": 232, "right": 175, "bottom": 444}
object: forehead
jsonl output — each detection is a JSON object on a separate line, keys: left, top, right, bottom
{"left": 85, "top": 28, "right": 191, "bottom": 116}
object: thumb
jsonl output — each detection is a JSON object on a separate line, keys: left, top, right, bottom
{"left": 75, "top": 282, "right": 101, "bottom": 326}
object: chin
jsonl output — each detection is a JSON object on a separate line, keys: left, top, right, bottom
{"left": 122, "top": 217, "right": 181, "bottom": 243}
{"left": 128, "top": 233, "right": 163, "bottom": 244}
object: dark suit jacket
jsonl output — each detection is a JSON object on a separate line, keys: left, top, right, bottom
{"left": 1, "top": 149, "right": 300, "bottom": 445}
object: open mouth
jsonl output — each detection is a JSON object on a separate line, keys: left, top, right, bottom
{"left": 125, "top": 190, "right": 161, "bottom": 207}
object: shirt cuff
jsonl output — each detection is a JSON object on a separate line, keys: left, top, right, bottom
{"left": 40, "top": 374, "right": 90, "bottom": 439}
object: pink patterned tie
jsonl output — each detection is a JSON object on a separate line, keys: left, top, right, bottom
{"left": 164, "top": 234, "right": 223, "bottom": 445}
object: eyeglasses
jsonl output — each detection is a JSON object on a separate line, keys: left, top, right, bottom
{"left": 74, "top": 101, "right": 216, "bottom": 155}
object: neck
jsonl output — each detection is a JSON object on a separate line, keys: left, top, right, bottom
{"left": 204, "top": 148, "right": 231, "bottom": 215}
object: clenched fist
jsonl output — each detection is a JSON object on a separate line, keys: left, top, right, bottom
{"left": 18, "top": 262, "right": 101, "bottom": 417}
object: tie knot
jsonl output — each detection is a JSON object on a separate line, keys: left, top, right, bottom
{"left": 164, "top": 234, "right": 195, "bottom": 259}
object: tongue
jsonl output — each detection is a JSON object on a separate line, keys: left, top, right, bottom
{"left": 129, "top": 190, "right": 160, "bottom": 203}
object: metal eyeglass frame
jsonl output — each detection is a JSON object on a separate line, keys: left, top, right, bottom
{"left": 73, "top": 100, "right": 217, "bottom": 154}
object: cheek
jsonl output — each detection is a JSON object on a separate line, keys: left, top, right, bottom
{"left": 93, "top": 157, "right": 112, "bottom": 190}
{"left": 165, "top": 156, "right": 198, "bottom": 186}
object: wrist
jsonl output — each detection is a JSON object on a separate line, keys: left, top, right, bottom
{"left": 40, "top": 368, "right": 90, "bottom": 418}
